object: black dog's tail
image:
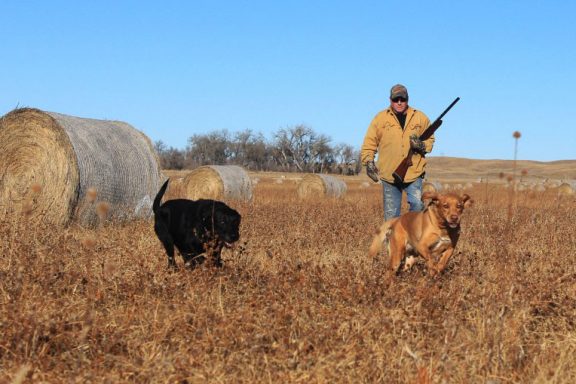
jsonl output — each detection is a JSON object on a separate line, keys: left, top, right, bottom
{"left": 153, "top": 179, "right": 170, "bottom": 214}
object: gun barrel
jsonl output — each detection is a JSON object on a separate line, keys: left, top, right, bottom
{"left": 437, "top": 97, "right": 460, "bottom": 121}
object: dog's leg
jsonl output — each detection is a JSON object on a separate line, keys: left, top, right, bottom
{"left": 388, "top": 231, "right": 406, "bottom": 274}
{"left": 413, "top": 243, "right": 437, "bottom": 276}
{"left": 160, "top": 236, "right": 177, "bottom": 269}
{"left": 183, "top": 253, "right": 202, "bottom": 269}
{"left": 204, "top": 242, "right": 224, "bottom": 268}
{"left": 212, "top": 249, "right": 223, "bottom": 268}
{"left": 434, "top": 231, "right": 460, "bottom": 274}
{"left": 154, "top": 216, "right": 177, "bottom": 269}
{"left": 434, "top": 248, "right": 455, "bottom": 274}
{"left": 416, "top": 234, "right": 438, "bottom": 276}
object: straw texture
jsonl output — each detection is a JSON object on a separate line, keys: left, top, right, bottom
{"left": 557, "top": 183, "right": 574, "bottom": 196}
{"left": 180, "top": 165, "right": 253, "bottom": 201}
{"left": 297, "top": 174, "right": 347, "bottom": 199}
{"left": 0, "top": 108, "right": 162, "bottom": 226}
{"left": 162, "top": 176, "right": 186, "bottom": 201}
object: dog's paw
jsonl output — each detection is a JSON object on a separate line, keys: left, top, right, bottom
{"left": 427, "top": 267, "right": 440, "bottom": 278}
{"left": 403, "top": 256, "right": 416, "bottom": 271}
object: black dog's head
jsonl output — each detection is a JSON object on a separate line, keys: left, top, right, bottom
{"left": 197, "top": 200, "right": 241, "bottom": 247}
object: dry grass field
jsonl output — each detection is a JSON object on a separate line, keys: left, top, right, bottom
{"left": 1, "top": 165, "right": 576, "bottom": 383}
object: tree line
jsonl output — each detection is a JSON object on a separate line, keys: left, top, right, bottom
{"left": 154, "top": 124, "right": 361, "bottom": 175}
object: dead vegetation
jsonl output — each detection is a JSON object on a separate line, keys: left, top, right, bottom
{"left": 1, "top": 174, "right": 575, "bottom": 383}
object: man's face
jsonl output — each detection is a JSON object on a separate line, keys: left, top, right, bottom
{"left": 390, "top": 97, "right": 408, "bottom": 114}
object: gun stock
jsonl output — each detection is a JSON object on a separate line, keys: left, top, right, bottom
{"left": 392, "top": 97, "right": 460, "bottom": 184}
{"left": 392, "top": 149, "right": 414, "bottom": 184}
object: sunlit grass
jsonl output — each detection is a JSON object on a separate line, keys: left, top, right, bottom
{"left": 1, "top": 175, "right": 575, "bottom": 383}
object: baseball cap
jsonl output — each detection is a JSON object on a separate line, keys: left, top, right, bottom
{"left": 390, "top": 84, "right": 408, "bottom": 100}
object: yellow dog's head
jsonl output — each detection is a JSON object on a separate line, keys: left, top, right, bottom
{"left": 424, "top": 192, "right": 472, "bottom": 228}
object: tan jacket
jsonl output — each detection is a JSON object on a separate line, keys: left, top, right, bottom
{"left": 361, "top": 106, "right": 433, "bottom": 183}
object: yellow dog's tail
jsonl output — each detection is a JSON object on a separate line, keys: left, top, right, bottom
{"left": 368, "top": 219, "right": 396, "bottom": 258}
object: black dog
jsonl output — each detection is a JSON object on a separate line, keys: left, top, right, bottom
{"left": 153, "top": 179, "right": 241, "bottom": 269}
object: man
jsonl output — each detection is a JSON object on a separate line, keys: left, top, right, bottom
{"left": 361, "top": 84, "right": 434, "bottom": 221}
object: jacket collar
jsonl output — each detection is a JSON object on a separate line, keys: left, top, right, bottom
{"left": 386, "top": 106, "right": 416, "bottom": 116}
{"left": 386, "top": 106, "right": 416, "bottom": 126}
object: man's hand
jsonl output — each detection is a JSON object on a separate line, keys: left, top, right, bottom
{"left": 366, "top": 161, "right": 380, "bottom": 183}
{"left": 410, "top": 134, "right": 426, "bottom": 154}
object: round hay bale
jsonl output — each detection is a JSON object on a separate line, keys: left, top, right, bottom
{"left": 557, "top": 183, "right": 574, "bottom": 196}
{"left": 162, "top": 176, "right": 186, "bottom": 201}
{"left": 181, "top": 165, "right": 252, "bottom": 201}
{"left": 297, "top": 174, "right": 347, "bottom": 199}
{"left": 534, "top": 183, "right": 546, "bottom": 192}
{"left": 422, "top": 181, "right": 442, "bottom": 194}
{"left": 0, "top": 108, "right": 162, "bottom": 226}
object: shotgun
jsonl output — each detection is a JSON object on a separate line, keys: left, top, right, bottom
{"left": 392, "top": 97, "right": 460, "bottom": 184}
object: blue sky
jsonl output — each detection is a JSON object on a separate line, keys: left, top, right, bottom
{"left": 2, "top": 1, "right": 575, "bottom": 161}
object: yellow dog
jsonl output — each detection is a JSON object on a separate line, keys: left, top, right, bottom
{"left": 369, "top": 192, "right": 472, "bottom": 276}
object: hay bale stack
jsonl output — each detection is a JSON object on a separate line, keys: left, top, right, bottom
{"left": 297, "top": 174, "right": 347, "bottom": 199}
{"left": 180, "top": 165, "right": 252, "bottom": 201}
{"left": 0, "top": 108, "right": 162, "bottom": 226}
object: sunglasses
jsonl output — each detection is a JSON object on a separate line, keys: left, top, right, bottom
{"left": 392, "top": 97, "right": 407, "bottom": 103}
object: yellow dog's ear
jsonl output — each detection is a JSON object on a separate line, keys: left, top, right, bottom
{"left": 422, "top": 192, "right": 439, "bottom": 207}
{"left": 462, "top": 194, "right": 473, "bottom": 208}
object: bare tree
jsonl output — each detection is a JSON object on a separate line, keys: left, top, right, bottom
{"left": 333, "top": 143, "right": 358, "bottom": 174}
{"left": 333, "top": 143, "right": 356, "bottom": 165}
{"left": 154, "top": 140, "right": 186, "bottom": 169}
{"left": 163, "top": 147, "right": 186, "bottom": 169}
{"left": 179, "top": 126, "right": 359, "bottom": 173}
{"left": 272, "top": 125, "right": 317, "bottom": 172}
{"left": 310, "top": 134, "right": 334, "bottom": 173}
{"left": 186, "top": 130, "right": 231, "bottom": 167}
{"left": 154, "top": 140, "right": 167, "bottom": 155}
{"left": 229, "top": 129, "right": 270, "bottom": 170}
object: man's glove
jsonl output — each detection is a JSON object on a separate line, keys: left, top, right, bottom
{"left": 410, "top": 134, "right": 426, "bottom": 154}
{"left": 366, "top": 161, "right": 380, "bottom": 183}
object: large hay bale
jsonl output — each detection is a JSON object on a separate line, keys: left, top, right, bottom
{"left": 297, "top": 174, "right": 347, "bottom": 199}
{"left": 180, "top": 165, "right": 252, "bottom": 201}
{"left": 0, "top": 108, "right": 162, "bottom": 226}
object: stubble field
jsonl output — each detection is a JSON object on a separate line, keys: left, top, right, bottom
{"left": 1, "top": 172, "right": 575, "bottom": 383}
